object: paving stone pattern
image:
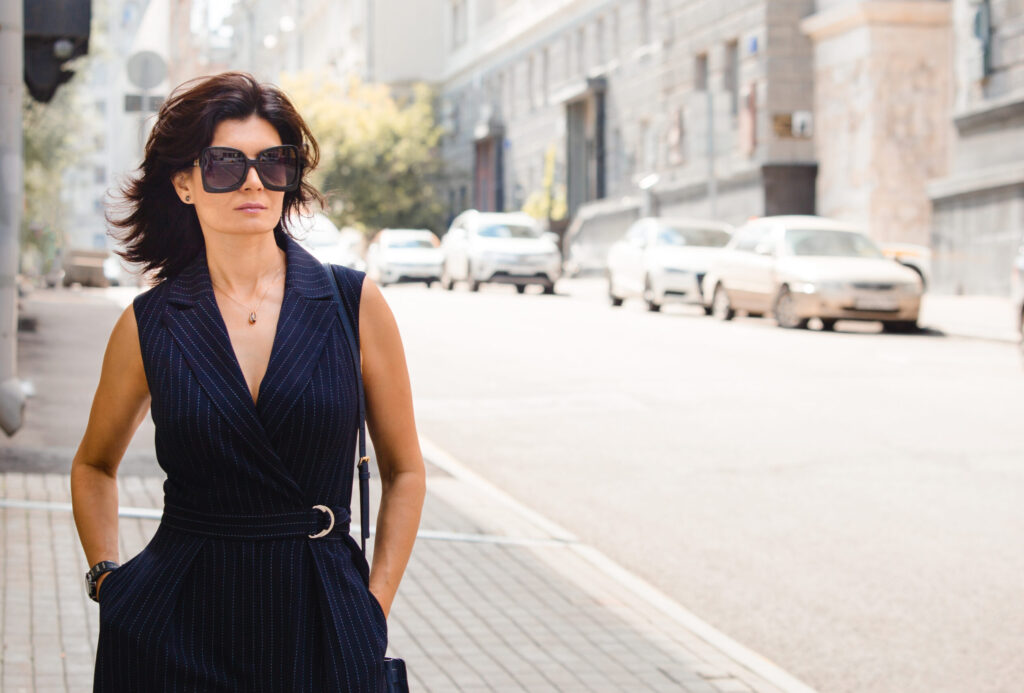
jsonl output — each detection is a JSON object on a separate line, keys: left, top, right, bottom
{"left": 1, "top": 472, "right": 782, "bottom": 693}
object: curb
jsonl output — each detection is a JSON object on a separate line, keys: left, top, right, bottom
{"left": 418, "top": 434, "right": 821, "bottom": 693}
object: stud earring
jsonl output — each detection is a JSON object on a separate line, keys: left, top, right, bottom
{"left": 185, "top": 195, "right": 191, "bottom": 203}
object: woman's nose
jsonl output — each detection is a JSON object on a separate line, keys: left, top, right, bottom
{"left": 242, "top": 162, "right": 263, "bottom": 190}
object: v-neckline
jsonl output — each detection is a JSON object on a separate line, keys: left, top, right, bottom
{"left": 205, "top": 246, "right": 290, "bottom": 411}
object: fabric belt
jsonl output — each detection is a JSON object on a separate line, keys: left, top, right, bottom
{"left": 161, "top": 503, "right": 351, "bottom": 540}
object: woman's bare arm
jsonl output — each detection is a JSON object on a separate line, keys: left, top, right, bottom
{"left": 70, "top": 303, "right": 151, "bottom": 597}
{"left": 359, "top": 278, "right": 426, "bottom": 617}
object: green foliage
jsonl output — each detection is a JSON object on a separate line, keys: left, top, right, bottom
{"left": 282, "top": 73, "right": 448, "bottom": 235}
{"left": 21, "top": 60, "right": 94, "bottom": 272}
{"left": 522, "top": 144, "right": 567, "bottom": 222}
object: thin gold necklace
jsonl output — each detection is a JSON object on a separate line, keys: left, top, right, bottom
{"left": 212, "top": 266, "right": 284, "bottom": 326}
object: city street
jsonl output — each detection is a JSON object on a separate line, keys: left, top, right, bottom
{"left": 385, "top": 278, "right": 1024, "bottom": 693}
{"left": 3, "top": 279, "right": 1021, "bottom": 693}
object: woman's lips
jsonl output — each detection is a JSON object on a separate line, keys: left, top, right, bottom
{"left": 236, "top": 203, "right": 266, "bottom": 213}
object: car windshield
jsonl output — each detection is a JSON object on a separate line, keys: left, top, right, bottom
{"left": 656, "top": 226, "right": 731, "bottom": 248}
{"left": 385, "top": 239, "right": 435, "bottom": 249}
{"left": 784, "top": 229, "right": 883, "bottom": 258}
{"left": 477, "top": 223, "right": 540, "bottom": 239}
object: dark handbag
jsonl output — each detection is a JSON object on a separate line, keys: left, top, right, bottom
{"left": 323, "top": 262, "right": 410, "bottom": 693}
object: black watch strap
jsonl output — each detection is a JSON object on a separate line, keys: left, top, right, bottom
{"left": 86, "top": 560, "right": 120, "bottom": 602}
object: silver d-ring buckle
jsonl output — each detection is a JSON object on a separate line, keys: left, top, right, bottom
{"left": 308, "top": 505, "right": 335, "bottom": 539}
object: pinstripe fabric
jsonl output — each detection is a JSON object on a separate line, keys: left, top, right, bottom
{"left": 94, "top": 229, "right": 387, "bottom": 692}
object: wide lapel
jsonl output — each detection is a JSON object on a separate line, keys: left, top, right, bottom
{"left": 255, "top": 232, "right": 338, "bottom": 440}
{"left": 162, "top": 235, "right": 304, "bottom": 501}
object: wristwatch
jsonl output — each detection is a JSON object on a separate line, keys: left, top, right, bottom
{"left": 85, "top": 560, "right": 120, "bottom": 602}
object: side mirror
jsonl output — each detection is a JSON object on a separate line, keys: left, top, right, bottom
{"left": 543, "top": 231, "right": 559, "bottom": 244}
{"left": 754, "top": 242, "right": 774, "bottom": 256}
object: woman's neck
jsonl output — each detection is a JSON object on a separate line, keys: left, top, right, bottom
{"left": 204, "top": 229, "right": 287, "bottom": 298}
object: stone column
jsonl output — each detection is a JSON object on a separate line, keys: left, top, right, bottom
{"left": 802, "top": 1, "right": 952, "bottom": 245}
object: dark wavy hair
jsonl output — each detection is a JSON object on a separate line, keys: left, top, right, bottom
{"left": 109, "top": 72, "right": 323, "bottom": 281}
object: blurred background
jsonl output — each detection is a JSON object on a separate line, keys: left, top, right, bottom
{"left": 2, "top": 2, "right": 1023, "bottom": 693}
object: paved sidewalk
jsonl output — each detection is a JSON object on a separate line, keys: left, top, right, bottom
{"left": 1, "top": 287, "right": 816, "bottom": 692}
{"left": 0, "top": 468, "right": 806, "bottom": 693}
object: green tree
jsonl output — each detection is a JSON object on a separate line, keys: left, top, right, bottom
{"left": 283, "top": 73, "right": 447, "bottom": 235}
{"left": 21, "top": 59, "right": 95, "bottom": 274}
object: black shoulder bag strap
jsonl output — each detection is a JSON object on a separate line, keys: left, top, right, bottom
{"left": 322, "top": 262, "right": 371, "bottom": 558}
{"left": 323, "top": 262, "right": 412, "bottom": 693}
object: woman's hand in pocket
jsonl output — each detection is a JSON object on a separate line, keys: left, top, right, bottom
{"left": 96, "top": 570, "right": 113, "bottom": 600}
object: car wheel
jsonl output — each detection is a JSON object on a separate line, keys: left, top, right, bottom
{"left": 712, "top": 284, "right": 735, "bottom": 321}
{"left": 608, "top": 273, "right": 624, "bottom": 307}
{"left": 882, "top": 320, "right": 919, "bottom": 334}
{"left": 542, "top": 283, "right": 556, "bottom": 295}
{"left": 643, "top": 275, "right": 661, "bottom": 312}
{"left": 820, "top": 318, "right": 837, "bottom": 331}
{"left": 515, "top": 284, "right": 526, "bottom": 294}
{"left": 774, "top": 287, "right": 809, "bottom": 329}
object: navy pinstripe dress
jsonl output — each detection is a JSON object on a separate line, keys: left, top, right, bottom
{"left": 94, "top": 228, "right": 387, "bottom": 691}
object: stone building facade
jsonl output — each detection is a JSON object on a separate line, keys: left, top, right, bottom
{"left": 928, "top": 0, "right": 1024, "bottom": 295}
{"left": 437, "top": 0, "right": 821, "bottom": 231}
{"left": 802, "top": 1, "right": 952, "bottom": 247}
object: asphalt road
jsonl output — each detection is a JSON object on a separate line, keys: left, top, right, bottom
{"left": 385, "top": 279, "right": 1024, "bottom": 693}
{"left": 6, "top": 281, "right": 1022, "bottom": 693}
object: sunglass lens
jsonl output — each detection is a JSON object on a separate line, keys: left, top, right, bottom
{"left": 204, "top": 148, "right": 246, "bottom": 190}
{"left": 258, "top": 147, "right": 299, "bottom": 189}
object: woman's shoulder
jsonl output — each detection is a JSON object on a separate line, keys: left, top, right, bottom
{"left": 130, "top": 277, "right": 172, "bottom": 325}
{"left": 326, "top": 263, "right": 366, "bottom": 288}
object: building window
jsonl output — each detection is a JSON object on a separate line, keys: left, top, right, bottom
{"left": 725, "top": 40, "right": 739, "bottom": 115}
{"left": 451, "top": 0, "right": 467, "bottom": 49}
{"left": 639, "top": 0, "right": 651, "bottom": 46}
{"left": 542, "top": 47, "right": 550, "bottom": 105}
{"left": 528, "top": 54, "right": 536, "bottom": 111}
{"left": 577, "top": 27, "right": 586, "bottom": 75}
{"left": 563, "top": 35, "right": 571, "bottom": 82}
{"left": 611, "top": 8, "right": 620, "bottom": 57}
{"left": 508, "top": 66, "right": 516, "bottom": 119}
{"left": 695, "top": 52, "right": 708, "bottom": 91}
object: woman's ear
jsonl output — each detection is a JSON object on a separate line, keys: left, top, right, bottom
{"left": 172, "top": 170, "right": 194, "bottom": 204}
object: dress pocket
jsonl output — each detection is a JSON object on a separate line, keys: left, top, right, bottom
{"left": 98, "top": 551, "right": 142, "bottom": 606}
{"left": 366, "top": 588, "right": 388, "bottom": 634}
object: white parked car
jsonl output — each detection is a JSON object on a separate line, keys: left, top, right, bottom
{"left": 607, "top": 217, "right": 733, "bottom": 312}
{"left": 291, "top": 211, "right": 366, "bottom": 272}
{"left": 366, "top": 229, "right": 443, "bottom": 287}
{"left": 881, "top": 242, "right": 932, "bottom": 291}
{"left": 702, "top": 215, "right": 924, "bottom": 331}
{"left": 440, "top": 210, "right": 561, "bottom": 294}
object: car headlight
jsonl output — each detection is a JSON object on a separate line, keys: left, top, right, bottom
{"left": 792, "top": 280, "right": 844, "bottom": 294}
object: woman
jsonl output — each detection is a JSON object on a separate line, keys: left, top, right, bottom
{"left": 70, "top": 72, "right": 425, "bottom": 691}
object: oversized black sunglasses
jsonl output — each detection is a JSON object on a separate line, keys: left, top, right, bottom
{"left": 193, "top": 145, "right": 302, "bottom": 193}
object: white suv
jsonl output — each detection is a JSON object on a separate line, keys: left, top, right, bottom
{"left": 440, "top": 211, "right": 562, "bottom": 294}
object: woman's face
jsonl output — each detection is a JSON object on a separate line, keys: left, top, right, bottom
{"left": 175, "top": 115, "right": 288, "bottom": 239}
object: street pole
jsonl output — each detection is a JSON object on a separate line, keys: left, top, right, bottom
{"left": 0, "top": 0, "right": 26, "bottom": 436}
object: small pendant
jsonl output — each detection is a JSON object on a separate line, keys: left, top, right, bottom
{"left": 248, "top": 311, "right": 257, "bottom": 325}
